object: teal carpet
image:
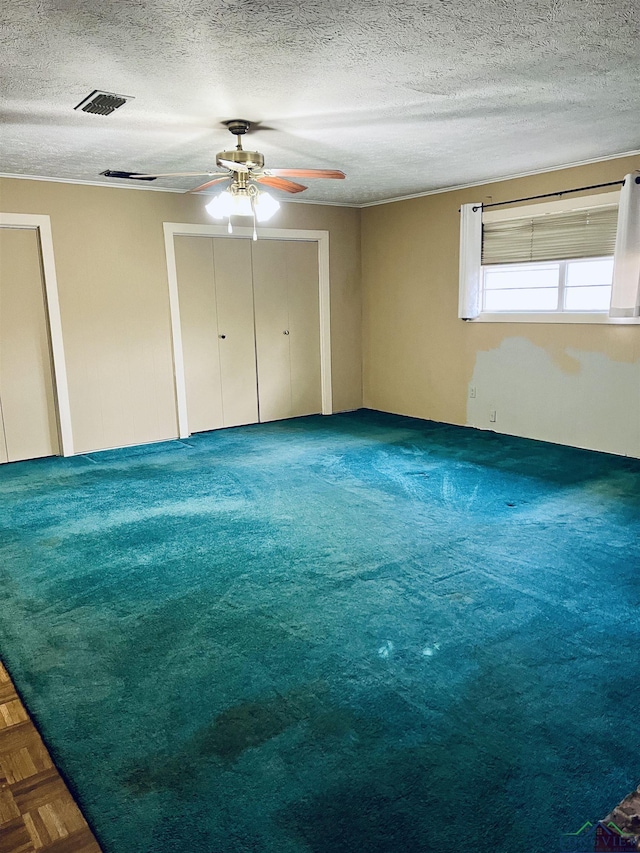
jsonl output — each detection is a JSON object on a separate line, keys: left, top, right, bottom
{"left": 1, "top": 410, "right": 639, "bottom": 852}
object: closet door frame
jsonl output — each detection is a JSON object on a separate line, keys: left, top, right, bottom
{"left": 0, "top": 213, "right": 74, "bottom": 456}
{"left": 163, "top": 223, "right": 332, "bottom": 439}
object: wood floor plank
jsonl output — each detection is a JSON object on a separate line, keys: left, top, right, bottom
{"left": 0, "top": 684, "right": 18, "bottom": 706}
{"left": 11, "top": 772, "right": 66, "bottom": 813}
{"left": 0, "top": 702, "right": 28, "bottom": 730}
{"left": 0, "top": 661, "right": 102, "bottom": 853}
{"left": 0, "top": 787, "right": 20, "bottom": 825}
{"left": 0, "top": 815, "right": 34, "bottom": 853}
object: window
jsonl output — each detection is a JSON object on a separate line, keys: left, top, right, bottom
{"left": 482, "top": 256, "right": 614, "bottom": 313}
{"left": 480, "top": 196, "right": 618, "bottom": 315}
{"left": 459, "top": 178, "right": 640, "bottom": 322}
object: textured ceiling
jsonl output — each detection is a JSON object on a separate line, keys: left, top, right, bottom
{"left": 1, "top": 0, "right": 639, "bottom": 205}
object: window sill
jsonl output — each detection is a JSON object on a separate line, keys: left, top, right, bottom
{"left": 468, "top": 313, "right": 640, "bottom": 325}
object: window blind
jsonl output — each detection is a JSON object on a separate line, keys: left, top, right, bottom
{"left": 482, "top": 204, "right": 618, "bottom": 265}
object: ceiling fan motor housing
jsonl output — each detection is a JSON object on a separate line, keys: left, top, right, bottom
{"left": 216, "top": 149, "right": 264, "bottom": 170}
{"left": 224, "top": 119, "right": 250, "bottom": 135}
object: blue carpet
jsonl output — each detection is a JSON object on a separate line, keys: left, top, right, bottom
{"left": 1, "top": 409, "right": 639, "bottom": 852}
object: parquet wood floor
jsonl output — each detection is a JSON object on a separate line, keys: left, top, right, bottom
{"left": 0, "top": 661, "right": 102, "bottom": 853}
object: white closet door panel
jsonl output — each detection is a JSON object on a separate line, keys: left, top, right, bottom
{"left": 251, "top": 240, "right": 292, "bottom": 422}
{"left": 212, "top": 238, "right": 259, "bottom": 427}
{"left": 174, "top": 236, "right": 224, "bottom": 433}
{"left": 0, "top": 228, "right": 59, "bottom": 462}
{"left": 286, "top": 241, "right": 322, "bottom": 417}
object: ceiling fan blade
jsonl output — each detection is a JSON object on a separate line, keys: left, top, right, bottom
{"left": 188, "top": 176, "right": 231, "bottom": 193}
{"left": 218, "top": 159, "right": 250, "bottom": 174}
{"left": 256, "top": 175, "right": 307, "bottom": 194}
{"left": 266, "top": 169, "right": 345, "bottom": 180}
{"left": 130, "top": 171, "right": 223, "bottom": 179}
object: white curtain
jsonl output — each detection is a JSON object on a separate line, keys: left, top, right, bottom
{"left": 610, "top": 171, "right": 640, "bottom": 318}
{"left": 458, "top": 203, "right": 483, "bottom": 319}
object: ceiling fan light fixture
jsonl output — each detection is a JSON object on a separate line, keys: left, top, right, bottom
{"left": 205, "top": 188, "right": 254, "bottom": 219}
{"left": 254, "top": 191, "right": 280, "bottom": 222}
{"left": 205, "top": 190, "right": 233, "bottom": 219}
{"left": 205, "top": 186, "right": 280, "bottom": 232}
{"left": 234, "top": 192, "right": 254, "bottom": 217}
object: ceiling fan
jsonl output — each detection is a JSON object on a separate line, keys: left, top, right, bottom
{"left": 128, "top": 119, "right": 344, "bottom": 192}
{"left": 104, "top": 119, "right": 345, "bottom": 235}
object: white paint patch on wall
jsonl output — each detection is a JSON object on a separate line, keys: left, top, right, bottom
{"left": 467, "top": 337, "right": 640, "bottom": 458}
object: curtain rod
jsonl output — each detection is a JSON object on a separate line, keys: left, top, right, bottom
{"left": 470, "top": 177, "right": 635, "bottom": 213}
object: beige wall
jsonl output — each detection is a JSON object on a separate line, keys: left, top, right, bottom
{"left": 362, "top": 154, "right": 640, "bottom": 457}
{"left": 0, "top": 178, "right": 362, "bottom": 453}
{"left": 3, "top": 153, "right": 639, "bottom": 460}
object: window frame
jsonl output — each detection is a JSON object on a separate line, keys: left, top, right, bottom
{"left": 471, "top": 190, "right": 640, "bottom": 324}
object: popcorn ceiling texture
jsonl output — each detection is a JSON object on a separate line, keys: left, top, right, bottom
{"left": 1, "top": 0, "right": 639, "bottom": 204}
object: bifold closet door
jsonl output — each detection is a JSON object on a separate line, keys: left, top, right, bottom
{"left": 0, "top": 227, "right": 59, "bottom": 463}
{"left": 252, "top": 240, "right": 321, "bottom": 422}
{"left": 174, "top": 236, "right": 224, "bottom": 432}
{"left": 175, "top": 236, "right": 258, "bottom": 432}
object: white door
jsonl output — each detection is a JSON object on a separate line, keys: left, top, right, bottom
{"left": 175, "top": 236, "right": 258, "bottom": 431}
{"left": 252, "top": 239, "right": 321, "bottom": 422}
{"left": 251, "top": 240, "right": 292, "bottom": 422}
{"left": 0, "top": 227, "right": 59, "bottom": 462}
{"left": 174, "top": 236, "right": 224, "bottom": 433}
{"left": 286, "top": 241, "right": 322, "bottom": 418}
{"left": 213, "top": 238, "right": 259, "bottom": 427}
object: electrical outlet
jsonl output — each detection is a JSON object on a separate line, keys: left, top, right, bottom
{"left": 469, "top": 386, "right": 476, "bottom": 399}
{"left": 489, "top": 410, "right": 497, "bottom": 423}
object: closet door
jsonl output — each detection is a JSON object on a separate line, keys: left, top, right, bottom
{"left": 252, "top": 240, "right": 321, "bottom": 422}
{"left": 286, "top": 241, "right": 322, "bottom": 418}
{"left": 174, "top": 236, "right": 224, "bottom": 433}
{"left": 175, "top": 236, "right": 258, "bottom": 432}
{"left": 251, "top": 241, "right": 292, "bottom": 422}
{"left": 0, "top": 227, "right": 59, "bottom": 462}
{"left": 212, "top": 238, "right": 259, "bottom": 428}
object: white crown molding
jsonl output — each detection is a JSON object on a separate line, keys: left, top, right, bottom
{"left": 0, "top": 172, "right": 360, "bottom": 207}
{"left": 0, "top": 172, "right": 185, "bottom": 192}
{"left": 2, "top": 146, "right": 639, "bottom": 209}
{"left": 357, "top": 148, "right": 640, "bottom": 208}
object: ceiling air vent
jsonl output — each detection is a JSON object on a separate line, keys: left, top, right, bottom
{"left": 100, "top": 170, "right": 156, "bottom": 181}
{"left": 74, "top": 90, "right": 132, "bottom": 116}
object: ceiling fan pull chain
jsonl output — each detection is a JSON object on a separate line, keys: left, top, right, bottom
{"left": 251, "top": 198, "right": 258, "bottom": 241}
